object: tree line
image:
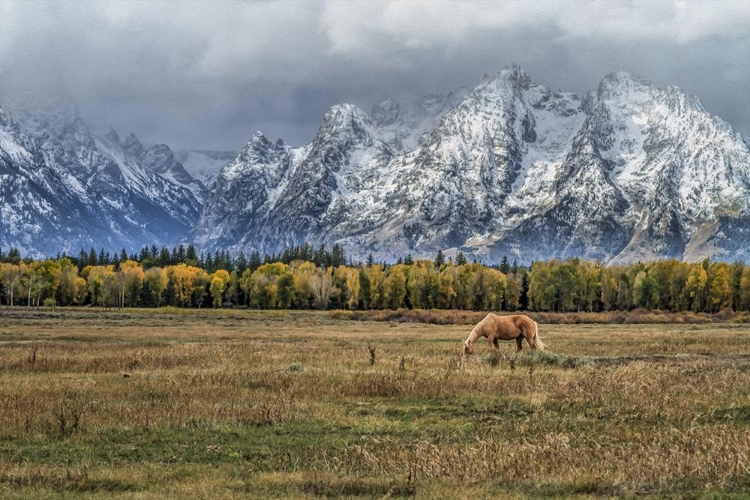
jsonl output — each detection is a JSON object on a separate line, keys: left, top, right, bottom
{"left": 0, "top": 245, "right": 746, "bottom": 313}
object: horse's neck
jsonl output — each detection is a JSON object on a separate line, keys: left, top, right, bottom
{"left": 465, "top": 327, "right": 481, "bottom": 345}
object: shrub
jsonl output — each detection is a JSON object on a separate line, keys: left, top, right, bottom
{"left": 518, "top": 350, "right": 590, "bottom": 369}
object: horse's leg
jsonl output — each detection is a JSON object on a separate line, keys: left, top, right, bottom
{"left": 488, "top": 337, "right": 501, "bottom": 357}
{"left": 512, "top": 336, "right": 523, "bottom": 359}
{"left": 525, "top": 330, "right": 537, "bottom": 350}
{"left": 487, "top": 336, "right": 506, "bottom": 359}
{"left": 492, "top": 337, "right": 508, "bottom": 359}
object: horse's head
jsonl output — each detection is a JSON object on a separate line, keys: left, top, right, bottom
{"left": 462, "top": 341, "right": 473, "bottom": 356}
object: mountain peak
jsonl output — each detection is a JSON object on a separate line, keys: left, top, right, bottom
{"left": 471, "top": 64, "right": 534, "bottom": 98}
{"left": 103, "top": 127, "right": 120, "bottom": 145}
{"left": 598, "top": 71, "right": 651, "bottom": 95}
{"left": 371, "top": 99, "right": 401, "bottom": 127}
{"left": 316, "top": 103, "right": 373, "bottom": 142}
{"left": 496, "top": 63, "right": 532, "bottom": 88}
{"left": 325, "top": 103, "right": 369, "bottom": 123}
{"left": 122, "top": 133, "right": 144, "bottom": 157}
{"left": 248, "top": 131, "right": 273, "bottom": 150}
{"left": 148, "top": 143, "right": 173, "bottom": 156}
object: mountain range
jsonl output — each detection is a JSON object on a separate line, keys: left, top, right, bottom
{"left": 0, "top": 102, "right": 204, "bottom": 256}
{"left": 193, "top": 65, "right": 750, "bottom": 264}
{"left": 2, "top": 65, "right": 750, "bottom": 263}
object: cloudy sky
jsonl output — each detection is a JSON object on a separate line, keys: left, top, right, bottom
{"left": 1, "top": 0, "right": 748, "bottom": 150}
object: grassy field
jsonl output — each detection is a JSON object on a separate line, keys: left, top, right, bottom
{"left": 0, "top": 308, "right": 749, "bottom": 498}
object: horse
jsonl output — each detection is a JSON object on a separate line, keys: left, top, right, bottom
{"left": 462, "top": 313, "right": 546, "bottom": 358}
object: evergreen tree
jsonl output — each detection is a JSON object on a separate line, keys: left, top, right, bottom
{"left": 224, "top": 250, "right": 235, "bottom": 271}
{"left": 500, "top": 255, "right": 510, "bottom": 275}
{"left": 366, "top": 253, "right": 375, "bottom": 268}
{"left": 281, "top": 248, "right": 292, "bottom": 264}
{"left": 456, "top": 251, "right": 467, "bottom": 266}
{"left": 177, "top": 244, "right": 187, "bottom": 263}
{"left": 139, "top": 247, "right": 150, "bottom": 263}
{"left": 314, "top": 244, "right": 327, "bottom": 267}
{"left": 159, "top": 247, "right": 171, "bottom": 267}
{"left": 77, "top": 249, "right": 88, "bottom": 271}
{"left": 8, "top": 247, "right": 21, "bottom": 265}
{"left": 235, "top": 252, "right": 247, "bottom": 274}
{"left": 249, "top": 251, "right": 261, "bottom": 272}
{"left": 186, "top": 244, "right": 198, "bottom": 263}
{"left": 330, "top": 243, "right": 346, "bottom": 267}
{"left": 520, "top": 272, "right": 530, "bottom": 310}
{"left": 434, "top": 250, "right": 445, "bottom": 268}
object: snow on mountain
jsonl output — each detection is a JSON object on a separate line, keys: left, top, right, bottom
{"left": 0, "top": 104, "right": 204, "bottom": 256}
{"left": 3, "top": 65, "right": 748, "bottom": 263}
{"left": 174, "top": 149, "right": 237, "bottom": 185}
{"left": 371, "top": 87, "right": 468, "bottom": 153}
{"left": 118, "top": 135, "right": 209, "bottom": 203}
{"left": 193, "top": 104, "right": 395, "bottom": 252}
{"left": 494, "top": 71, "right": 750, "bottom": 264}
{"left": 194, "top": 65, "right": 750, "bottom": 263}
{"left": 1, "top": 106, "right": 113, "bottom": 256}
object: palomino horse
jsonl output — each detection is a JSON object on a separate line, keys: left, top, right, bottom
{"left": 462, "top": 313, "right": 546, "bottom": 358}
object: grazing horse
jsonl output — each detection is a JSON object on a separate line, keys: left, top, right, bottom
{"left": 462, "top": 313, "right": 545, "bottom": 358}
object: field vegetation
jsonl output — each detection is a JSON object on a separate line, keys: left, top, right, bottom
{"left": 0, "top": 308, "right": 749, "bottom": 498}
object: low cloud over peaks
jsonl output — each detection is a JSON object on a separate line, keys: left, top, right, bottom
{"left": 1, "top": 0, "right": 748, "bottom": 150}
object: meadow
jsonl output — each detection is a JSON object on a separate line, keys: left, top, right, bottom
{"left": 0, "top": 308, "right": 749, "bottom": 498}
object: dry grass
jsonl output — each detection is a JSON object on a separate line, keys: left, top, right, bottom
{"left": 329, "top": 307, "right": 750, "bottom": 325}
{"left": 0, "top": 307, "right": 749, "bottom": 498}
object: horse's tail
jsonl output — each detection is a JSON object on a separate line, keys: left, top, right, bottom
{"left": 533, "top": 320, "right": 546, "bottom": 351}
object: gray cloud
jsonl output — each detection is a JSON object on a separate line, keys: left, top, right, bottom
{"left": 1, "top": 0, "right": 748, "bottom": 150}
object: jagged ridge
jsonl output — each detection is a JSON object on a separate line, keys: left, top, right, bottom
{"left": 194, "top": 64, "right": 750, "bottom": 264}
{"left": 0, "top": 104, "right": 204, "bottom": 257}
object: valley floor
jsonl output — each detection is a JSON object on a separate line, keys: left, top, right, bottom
{"left": 0, "top": 309, "right": 749, "bottom": 498}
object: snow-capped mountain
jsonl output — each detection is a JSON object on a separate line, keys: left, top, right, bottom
{"left": 125, "top": 136, "right": 208, "bottom": 202}
{"left": 174, "top": 149, "right": 237, "bottom": 185}
{"left": 194, "top": 65, "right": 750, "bottom": 263}
{"left": 0, "top": 104, "right": 203, "bottom": 257}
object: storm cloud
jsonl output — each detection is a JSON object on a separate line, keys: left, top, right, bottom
{"left": 1, "top": 0, "right": 748, "bottom": 150}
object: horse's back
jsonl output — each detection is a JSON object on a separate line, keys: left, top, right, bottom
{"left": 492, "top": 313, "right": 535, "bottom": 334}
{"left": 482, "top": 313, "right": 517, "bottom": 339}
{"left": 511, "top": 314, "right": 534, "bottom": 330}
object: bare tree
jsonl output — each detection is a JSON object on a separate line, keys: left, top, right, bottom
{"left": 309, "top": 268, "right": 335, "bottom": 309}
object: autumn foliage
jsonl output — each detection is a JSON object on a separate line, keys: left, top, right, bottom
{"left": 0, "top": 246, "right": 746, "bottom": 314}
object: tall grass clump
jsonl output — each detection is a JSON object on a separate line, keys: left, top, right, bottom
{"left": 517, "top": 350, "right": 590, "bottom": 369}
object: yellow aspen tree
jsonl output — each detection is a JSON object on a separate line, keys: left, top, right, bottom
{"left": 210, "top": 269, "right": 231, "bottom": 308}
